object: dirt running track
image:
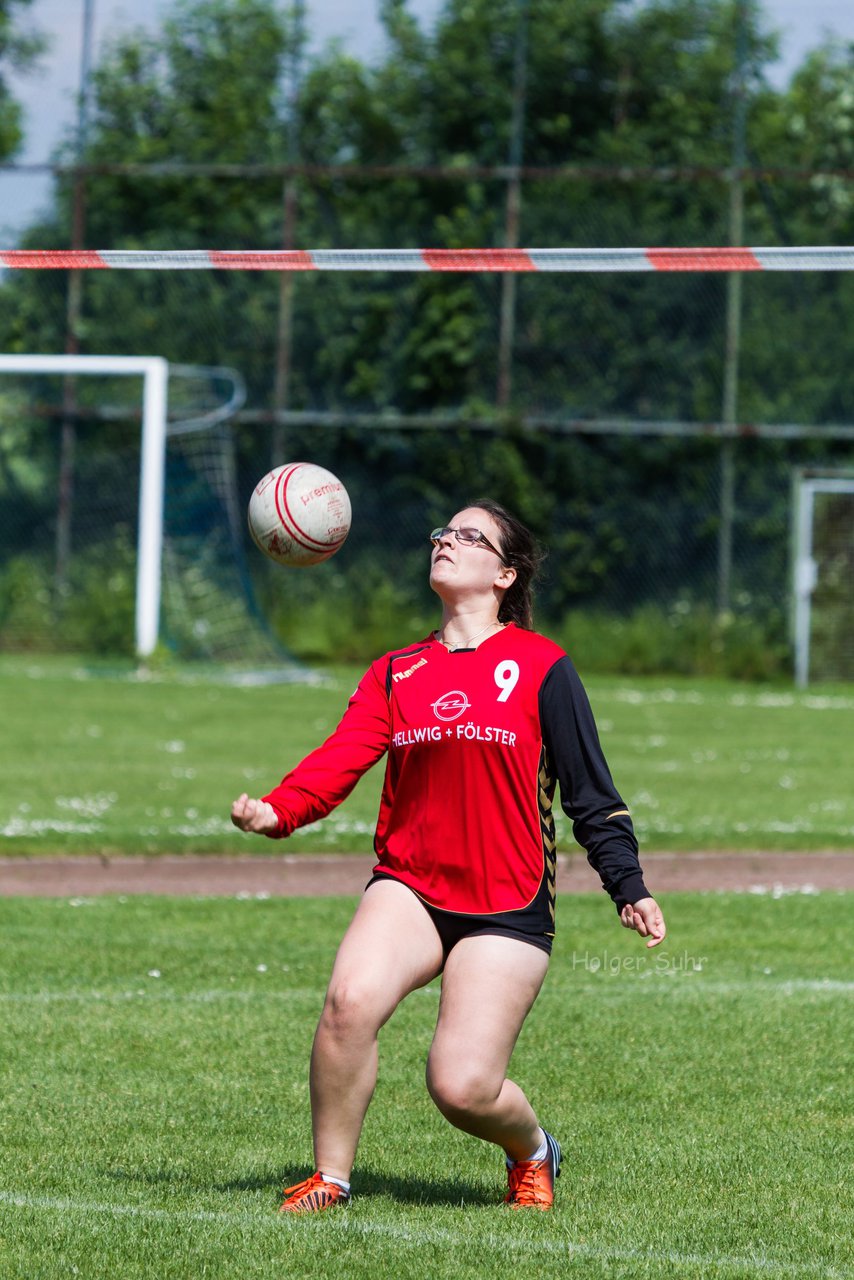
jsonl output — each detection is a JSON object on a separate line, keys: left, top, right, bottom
{"left": 1, "top": 851, "right": 853, "bottom": 898}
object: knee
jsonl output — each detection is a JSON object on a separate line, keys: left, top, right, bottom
{"left": 426, "top": 1055, "right": 500, "bottom": 1120}
{"left": 319, "top": 978, "right": 385, "bottom": 1042}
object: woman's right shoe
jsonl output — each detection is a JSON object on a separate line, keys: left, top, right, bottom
{"left": 279, "top": 1171, "right": 351, "bottom": 1214}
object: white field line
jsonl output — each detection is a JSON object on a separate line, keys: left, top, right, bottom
{"left": 0, "top": 987, "right": 328, "bottom": 1004}
{"left": 0, "top": 1190, "right": 847, "bottom": 1278}
{"left": 340, "top": 1219, "right": 854, "bottom": 1278}
{"left": 550, "top": 978, "right": 854, "bottom": 997}
{"left": 0, "top": 979, "right": 852, "bottom": 1005}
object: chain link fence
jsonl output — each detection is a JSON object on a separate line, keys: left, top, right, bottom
{"left": 0, "top": 371, "right": 850, "bottom": 680}
{"left": 0, "top": 164, "right": 852, "bottom": 679}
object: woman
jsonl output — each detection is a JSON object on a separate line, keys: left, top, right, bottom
{"left": 231, "top": 500, "right": 666, "bottom": 1214}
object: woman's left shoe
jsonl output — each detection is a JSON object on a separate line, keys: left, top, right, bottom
{"left": 504, "top": 1131, "right": 562, "bottom": 1210}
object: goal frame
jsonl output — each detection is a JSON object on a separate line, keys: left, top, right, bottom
{"left": 0, "top": 353, "right": 168, "bottom": 657}
{"left": 791, "top": 468, "right": 854, "bottom": 687}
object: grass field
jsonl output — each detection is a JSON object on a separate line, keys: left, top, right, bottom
{"left": 1, "top": 654, "right": 852, "bottom": 856}
{"left": 1, "top": 890, "right": 852, "bottom": 1279}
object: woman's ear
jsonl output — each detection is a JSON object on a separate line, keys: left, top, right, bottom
{"left": 495, "top": 563, "right": 517, "bottom": 591}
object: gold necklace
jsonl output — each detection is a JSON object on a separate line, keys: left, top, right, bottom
{"left": 436, "top": 621, "right": 502, "bottom": 652}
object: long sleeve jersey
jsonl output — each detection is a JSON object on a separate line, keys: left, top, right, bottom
{"left": 262, "top": 624, "right": 650, "bottom": 928}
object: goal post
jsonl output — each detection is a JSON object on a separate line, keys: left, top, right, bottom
{"left": 0, "top": 353, "right": 168, "bottom": 657}
{"left": 792, "top": 470, "right": 854, "bottom": 687}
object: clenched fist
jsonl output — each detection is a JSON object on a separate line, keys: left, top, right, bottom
{"left": 230, "top": 793, "right": 279, "bottom": 835}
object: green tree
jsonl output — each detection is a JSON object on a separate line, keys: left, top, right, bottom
{"left": 732, "top": 41, "right": 854, "bottom": 426}
{"left": 79, "top": 0, "right": 292, "bottom": 244}
{"left": 0, "top": 0, "right": 47, "bottom": 537}
{"left": 1, "top": 0, "right": 793, "bottom": 413}
{"left": 0, "top": 0, "right": 850, "bottom": 657}
{"left": 0, "top": 0, "right": 44, "bottom": 159}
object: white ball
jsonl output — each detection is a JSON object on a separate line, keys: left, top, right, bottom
{"left": 247, "top": 462, "right": 351, "bottom": 567}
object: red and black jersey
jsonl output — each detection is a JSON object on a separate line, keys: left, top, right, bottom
{"left": 261, "top": 625, "right": 649, "bottom": 932}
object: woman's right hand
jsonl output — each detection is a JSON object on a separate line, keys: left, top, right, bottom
{"left": 230, "top": 793, "right": 279, "bottom": 834}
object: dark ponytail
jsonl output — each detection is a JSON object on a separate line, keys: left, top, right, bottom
{"left": 467, "top": 498, "right": 544, "bottom": 630}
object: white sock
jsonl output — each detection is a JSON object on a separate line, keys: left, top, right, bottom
{"left": 506, "top": 1131, "right": 548, "bottom": 1168}
{"left": 319, "top": 1172, "right": 351, "bottom": 1192}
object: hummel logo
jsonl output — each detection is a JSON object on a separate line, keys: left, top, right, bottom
{"left": 392, "top": 656, "right": 428, "bottom": 683}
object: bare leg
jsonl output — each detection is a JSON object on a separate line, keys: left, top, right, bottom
{"left": 425, "top": 934, "right": 549, "bottom": 1161}
{"left": 310, "top": 879, "right": 444, "bottom": 1180}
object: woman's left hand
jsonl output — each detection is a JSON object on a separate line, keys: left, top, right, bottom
{"left": 620, "top": 897, "right": 666, "bottom": 948}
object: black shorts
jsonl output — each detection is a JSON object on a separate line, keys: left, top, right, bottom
{"left": 367, "top": 872, "right": 553, "bottom": 960}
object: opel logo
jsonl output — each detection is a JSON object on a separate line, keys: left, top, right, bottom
{"left": 431, "top": 690, "right": 471, "bottom": 722}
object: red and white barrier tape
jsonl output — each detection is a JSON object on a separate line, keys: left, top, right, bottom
{"left": 0, "top": 246, "right": 852, "bottom": 272}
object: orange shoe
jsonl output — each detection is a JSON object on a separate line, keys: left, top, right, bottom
{"left": 279, "top": 1172, "right": 351, "bottom": 1214}
{"left": 504, "top": 1131, "right": 561, "bottom": 1210}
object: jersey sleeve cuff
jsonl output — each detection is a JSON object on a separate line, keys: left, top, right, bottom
{"left": 260, "top": 796, "right": 290, "bottom": 838}
{"left": 610, "top": 871, "right": 651, "bottom": 912}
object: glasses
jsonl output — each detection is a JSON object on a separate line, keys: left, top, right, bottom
{"left": 430, "top": 526, "right": 505, "bottom": 561}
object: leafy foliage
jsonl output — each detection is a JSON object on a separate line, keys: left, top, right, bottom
{"left": 0, "top": 0, "right": 44, "bottom": 158}
{"left": 0, "top": 0, "right": 851, "bottom": 669}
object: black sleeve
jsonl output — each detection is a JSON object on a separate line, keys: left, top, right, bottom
{"left": 539, "top": 656, "right": 651, "bottom": 912}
